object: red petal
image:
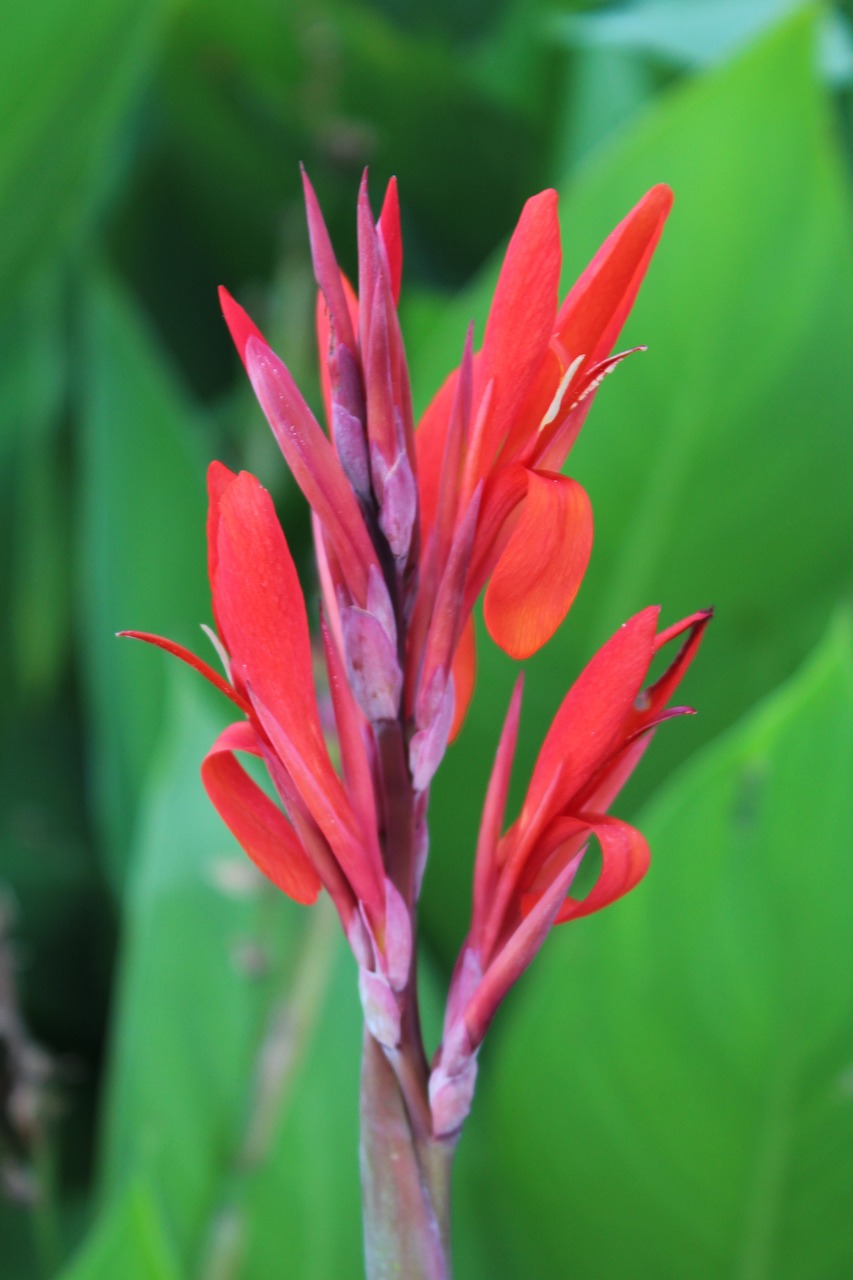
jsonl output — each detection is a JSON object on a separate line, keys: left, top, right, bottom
{"left": 202, "top": 722, "right": 321, "bottom": 903}
{"left": 464, "top": 461, "right": 529, "bottom": 614}
{"left": 320, "top": 611, "right": 378, "bottom": 840}
{"left": 244, "top": 339, "right": 376, "bottom": 606}
{"left": 483, "top": 470, "right": 593, "bottom": 660}
{"left": 470, "top": 676, "right": 523, "bottom": 949}
{"left": 522, "top": 606, "right": 660, "bottom": 824}
{"left": 213, "top": 472, "right": 384, "bottom": 916}
{"left": 213, "top": 472, "right": 338, "bottom": 813}
{"left": 477, "top": 189, "right": 561, "bottom": 466}
{"left": 301, "top": 167, "right": 357, "bottom": 352}
{"left": 207, "top": 461, "right": 237, "bottom": 634}
{"left": 465, "top": 823, "right": 584, "bottom": 1049}
{"left": 553, "top": 814, "right": 650, "bottom": 923}
{"left": 315, "top": 276, "right": 360, "bottom": 430}
{"left": 378, "top": 176, "right": 403, "bottom": 304}
{"left": 219, "top": 287, "right": 267, "bottom": 368}
{"left": 556, "top": 184, "right": 672, "bottom": 377}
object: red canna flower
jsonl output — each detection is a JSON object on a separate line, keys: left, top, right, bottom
{"left": 122, "top": 170, "right": 707, "bottom": 1272}
{"left": 429, "top": 605, "right": 712, "bottom": 1136}
{"left": 414, "top": 184, "right": 673, "bottom": 743}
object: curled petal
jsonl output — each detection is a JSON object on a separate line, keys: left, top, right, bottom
{"left": 551, "top": 814, "right": 650, "bottom": 923}
{"left": 202, "top": 722, "right": 321, "bottom": 904}
{"left": 484, "top": 470, "right": 593, "bottom": 660}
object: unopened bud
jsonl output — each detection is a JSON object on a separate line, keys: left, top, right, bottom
{"left": 371, "top": 441, "right": 417, "bottom": 562}
{"left": 359, "top": 967, "right": 401, "bottom": 1049}
{"left": 340, "top": 603, "right": 402, "bottom": 722}
{"left": 409, "top": 676, "right": 455, "bottom": 791}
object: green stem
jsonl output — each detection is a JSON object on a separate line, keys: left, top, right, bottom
{"left": 360, "top": 1032, "right": 456, "bottom": 1280}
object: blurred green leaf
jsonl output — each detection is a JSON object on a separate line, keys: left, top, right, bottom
{"left": 474, "top": 614, "right": 853, "bottom": 1278}
{"left": 416, "top": 8, "right": 853, "bottom": 960}
{"left": 0, "top": 0, "right": 173, "bottom": 295}
{"left": 77, "top": 270, "right": 210, "bottom": 881}
{"left": 97, "top": 676, "right": 365, "bottom": 1276}
{"left": 59, "top": 1182, "right": 180, "bottom": 1280}
{"left": 6, "top": 277, "right": 70, "bottom": 702}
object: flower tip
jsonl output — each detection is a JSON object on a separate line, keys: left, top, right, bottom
{"left": 218, "top": 286, "right": 266, "bottom": 367}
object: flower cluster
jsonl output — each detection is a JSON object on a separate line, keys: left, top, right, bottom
{"left": 124, "top": 171, "right": 708, "bottom": 1139}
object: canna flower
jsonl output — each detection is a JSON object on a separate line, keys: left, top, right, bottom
{"left": 122, "top": 170, "right": 706, "bottom": 1275}
{"left": 123, "top": 172, "right": 678, "bottom": 1057}
{"left": 429, "top": 605, "right": 712, "bottom": 1136}
{"left": 414, "top": 183, "right": 673, "bottom": 743}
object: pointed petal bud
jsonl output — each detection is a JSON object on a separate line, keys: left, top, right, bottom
{"left": 383, "top": 876, "right": 412, "bottom": 992}
{"left": 429, "top": 1036, "right": 478, "bottom": 1138}
{"left": 244, "top": 336, "right": 377, "bottom": 606}
{"left": 340, "top": 566, "right": 402, "bottom": 723}
{"left": 301, "top": 166, "right": 357, "bottom": 353}
{"left": 409, "top": 676, "right": 455, "bottom": 793}
{"left": 377, "top": 176, "right": 403, "bottom": 304}
{"left": 371, "top": 441, "right": 418, "bottom": 562}
{"left": 358, "top": 967, "right": 401, "bottom": 1049}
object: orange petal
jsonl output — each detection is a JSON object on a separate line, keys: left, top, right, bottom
{"left": 483, "top": 470, "right": 592, "bottom": 660}
{"left": 202, "top": 721, "right": 321, "bottom": 904}
{"left": 556, "top": 184, "right": 673, "bottom": 375}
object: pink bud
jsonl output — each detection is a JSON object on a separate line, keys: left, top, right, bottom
{"left": 429, "top": 1019, "right": 478, "bottom": 1137}
{"left": 340, "top": 602, "right": 402, "bottom": 723}
{"left": 371, "top": 441, "right": 417, "bottom": 562}
{"left": 409, "top": 676, "right": 455, "bottom": 791}
{"left": 359, "top": 967, "right": 401, "bottom": 1049}
{"left": 383, "top": 877, "right": 412, "bottom": 992}
{"left": 333, "top": 402, "right": 370, "bottom": 499}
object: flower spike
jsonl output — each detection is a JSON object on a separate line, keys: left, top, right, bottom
{"left": 122, "top": 173, "right": 706, "bottom": 1246}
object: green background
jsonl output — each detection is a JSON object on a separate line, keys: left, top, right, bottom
{"left": 1, "top": 1, "right": 851, "bottom": 1276}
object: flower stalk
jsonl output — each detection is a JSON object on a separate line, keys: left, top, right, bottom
{"left": 122, "top": 169, "right": 708, "bottom": 1275}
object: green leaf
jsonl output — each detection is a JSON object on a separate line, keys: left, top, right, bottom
{"left": 76, "top": 270, "right": 210, "bottom": 881}
{"left": 4, "top": 276, "right": 70, "bottom": 702}
{"left": 474, "top": 616, "right": 853, "bottom": 1278}
{"left": 0, "top": 0, "right": 173, "bottom": 294}
{"left": 59, "top": 1182, "right": 180, "bottom": 1280}
{"left": 415, "top": 8, "right": 853, "bottom": 960}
